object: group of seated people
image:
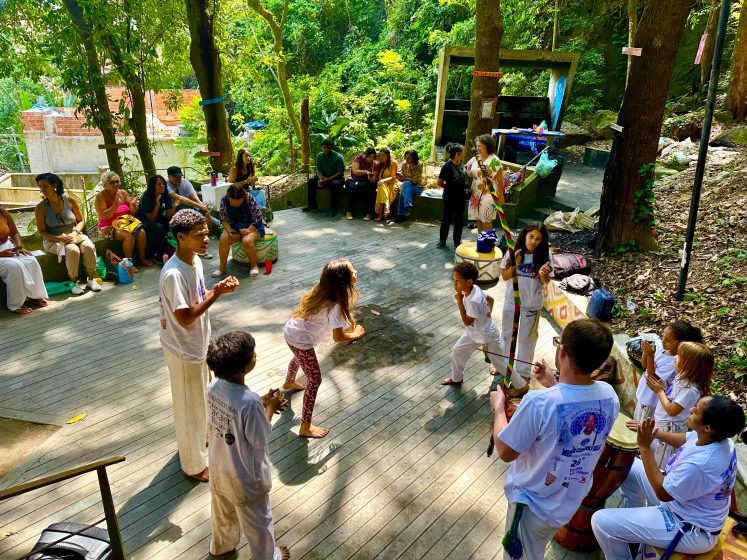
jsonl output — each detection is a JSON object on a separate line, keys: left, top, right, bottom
{"left": 1, "top": 154, "right": 271, "bottom": 314}
{"left": 303, "top": 139, "right": 425, "bottom": 223}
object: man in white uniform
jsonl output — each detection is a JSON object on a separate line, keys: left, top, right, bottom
{"left": 491, "top": 318, "right": 620, "bottom": 559}
{"left": 592, "top": 396, "right": 745, "bottom": 559}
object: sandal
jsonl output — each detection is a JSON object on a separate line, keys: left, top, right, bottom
{"left": 211, "top": 269, "right": 227, "bottom": 278}
{"left": 250, "top": 267, "right": 259, "bottom": 277}
{"left": 13, "top": 306, "right": 33, "bottom": 315}
{"left": 32, "top": 299, "right": 48, "bottom": 308}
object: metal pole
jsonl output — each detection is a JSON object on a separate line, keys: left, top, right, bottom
{"left": 96, "top": 467, "right": 126, "bottom": 560}
{"left": 675, "top": 0, "right": 731, "bottom": 301}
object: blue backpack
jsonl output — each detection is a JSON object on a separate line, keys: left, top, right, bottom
{"left": 587, "top": 288, "right": 615, "bottom": 322}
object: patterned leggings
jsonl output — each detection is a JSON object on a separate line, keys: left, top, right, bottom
{"left": 285, "top": 344, "right": 322, "bottom": 424}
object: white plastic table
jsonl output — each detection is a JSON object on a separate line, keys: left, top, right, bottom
{"left": 200, "top": 181, "right": 232, "bottom": 206}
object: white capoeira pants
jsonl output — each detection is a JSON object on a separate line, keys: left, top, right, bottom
{"left": 591, "top": 458, "right": 718, "bottom": 559}
{"left": 162, "top": 346, "right": 209, "bottom": 475}
{"left": 210, "top": 490, "right": 281, "bottom": 559}
{"left": 633, "top": 401, "right": 656, "bottom": 422}
{"left": 498, "top": 306, "right": 540, "bottom": 378}
{"left": 451, "top": 333, "right": 525, "bottom": 387}
{"left": 0, "top": 241, "right": 48, "bottom": 311}
{"left": 502, "top": 502, "right": 557, "bottom": 560}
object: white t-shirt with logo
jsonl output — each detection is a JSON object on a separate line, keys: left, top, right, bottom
{"left": 635, "top": 341, "right": 677, "bottom": 408}
{"left": 498, "top": 381, "right": 620, "bottom": 527}
{"left": 662, "top": 431, "right": 737, "bottom": 532}
{"left": 463, "top": 285, "right": 499, "bottom": 344}
{"left": 207, "top": 378, "right": 272, "bottom": 503}
{"left": 283, "top": 303, "right": 347, "bottom": 350}
{"left": 654, "top": 376, "right": 701, "bottom": 426}
{"left": 501, "top": 252, "right": 544, "bottom": 311}
{"left": 159, "top": 255, "right": 211, "bottom": 362}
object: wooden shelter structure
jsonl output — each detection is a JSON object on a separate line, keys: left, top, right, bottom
{"left": 431, "top": 47, "right": 580, "bottom": 161}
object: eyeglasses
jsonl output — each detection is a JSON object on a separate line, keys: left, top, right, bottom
{"left": 552, "top": 336, "right": 561, "bottom": 347}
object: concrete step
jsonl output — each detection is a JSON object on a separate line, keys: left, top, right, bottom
{"left": 546, "top": 196, "right": 578, "bottom": 213}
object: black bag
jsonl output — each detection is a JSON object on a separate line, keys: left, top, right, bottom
{"left": 550, "top": 252, "right": 590, "bottom": 279}
{"left": 558, "top": 274, "right": 597, "bottom": 296}
{"left": 625, "top": 334, "right": 660, "bottom": 370}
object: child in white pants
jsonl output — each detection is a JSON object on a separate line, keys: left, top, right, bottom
{"left": 493, "top": 223, "right": 551, "bottom": 394}
{"left": 442, "top": 261, "right": 516, "bottom": 387}
{"left": 206, "top": 331, "right": 290, "bottom": 560}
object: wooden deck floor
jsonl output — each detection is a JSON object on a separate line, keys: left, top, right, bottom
{"left": 0, "top": 209, "right": 602, "bottom": 560}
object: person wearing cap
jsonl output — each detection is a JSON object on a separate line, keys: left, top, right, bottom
{"left": 166, "top": 166, "right": 216, "bottom": 259}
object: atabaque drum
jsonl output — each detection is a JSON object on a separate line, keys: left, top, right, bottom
{"left": 454, "top": 242, "right": 503, "bottom": 284}
{"left": 231, "top": 227, "right": 278, "bottom": 265}
{"left": 554, "top": 412, "right": 639, "bottom": 552}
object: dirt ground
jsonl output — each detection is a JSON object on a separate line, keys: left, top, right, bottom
{"left": 0, "top": 417, "right": 60, "bottom": 480}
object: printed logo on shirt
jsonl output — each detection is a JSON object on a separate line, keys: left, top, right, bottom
{"left": 517, "top": 262, "right": 535, "bottom": 278}
{"left": 197, "top": 277, "right": 206, "bottom": 302}
{"left": 225, "top": 433, "right": 235, "bottom": 446}
{"left": 715, "top": 450, "right": 738, "bottom": 501}
{"left": 208, "top": 393, "right": 238, "bottom": 444}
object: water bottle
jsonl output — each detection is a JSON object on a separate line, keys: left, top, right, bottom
{"left": 210, "top": 172, "right": 218, "bottom": 187}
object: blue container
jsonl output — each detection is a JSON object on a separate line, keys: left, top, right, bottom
{"left": 587, "top": 288, "right": 615, "bottom": 322}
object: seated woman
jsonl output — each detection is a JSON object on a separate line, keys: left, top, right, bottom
{"left": 35, "top": 173, "right": 100, "bottom": 295}
{"left": 394, "top": 149, "right": 424, "bottom": 223}
{"left": 345, "top": 147, "right": 377, "bottom": 220}
{"left": 228, "top": 149, "right": 267, "bottom": 213}
{"left": 137, "top": 175, "right": 176, "bottom": 264}
{"left": 0, "top": 207, "right": 48, "bottom": 314}
{"left": 373, "top": 147, "right": 399, "bottom": 222}
{"left": 213, "top": 185, "right": 263, "bottom": 278}
{"left": 95, "top": 171, "right": 153, "bottom": 269}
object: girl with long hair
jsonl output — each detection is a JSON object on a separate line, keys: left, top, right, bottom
{"left": 373, "top": 147, "right": 399, "bottom": 222}
{"left": 228, "top": 148, "right": 266, "bottom": 211}
{"left": 283, "top": 259, "right": 365, "bottom": 437}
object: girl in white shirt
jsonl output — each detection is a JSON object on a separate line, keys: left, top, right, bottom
{"left": 634, "top": 319, "right": 703, "bottom": 422}
{"left": 647, "top": 341, "right": 713, "bottom": 467}
{"left": 283, "top": 259, "right": 365, "bottom": 438}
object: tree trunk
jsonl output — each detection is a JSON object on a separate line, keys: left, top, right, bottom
{"left": 626, "top": 0, "right": 638, "bottom": 82}
{"left": 464, "top": 0, "right": 503, "bottom": 157}
{"left": 62, "top": 0, "right": 123, "bottom": 177}
{"left": 728, "top": 1, "right": 747, "bottom": 120}
{"left": 301, "top": 97, "right": 310, "bottom": 174}
{"left": 597, "top": 0, "right": 696, "bottom": 254}
{"left": 103, "top": 37, "right": 157, "bottom": 178}
{"left": 246, "top": 0, "right": 303, "bottom": 143}
{"left": 184, "top": 0, "right": 234, "bottom": 173}
{"left": 701, "top": 0, "right": 721, "bottom": 85}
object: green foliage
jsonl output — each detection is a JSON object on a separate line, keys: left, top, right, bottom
{"left": 632, "top": 163, "right": 656, "bottom": 224}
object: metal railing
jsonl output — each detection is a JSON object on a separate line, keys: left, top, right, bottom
{"left": 0, "top": 456, "right": 127, "bottom": 560}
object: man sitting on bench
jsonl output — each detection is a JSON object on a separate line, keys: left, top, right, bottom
{"left": 303, "top": 139, "right": 345, "bottom": 217}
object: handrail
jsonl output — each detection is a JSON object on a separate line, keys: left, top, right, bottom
{"left": 0, "top": 456, "right": 126, "bottom": 560}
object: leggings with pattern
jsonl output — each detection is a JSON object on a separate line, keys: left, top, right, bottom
{"left": 285, "top": 344, "right": 322, "bottom": 424}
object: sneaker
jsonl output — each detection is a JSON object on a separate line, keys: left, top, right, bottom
{"left": 211, "top": 269, "right": 227, "bottom": 278}
{"left": 436, "top": 241, "right": 446, "bottom": 248}
{"left": 302, "top": 206, "right": 318, "bottom": 212}
{"left": 87, "top": 279, "right": 102, "bottom": 292}
{"left": 199, "top": 251, "right": 213, "bottom": 259}
{"left": 71, "top": 284, "right": 86, "bottom": 295}
{"left": 250, "top": 267, "right": 259, "bottom": 277}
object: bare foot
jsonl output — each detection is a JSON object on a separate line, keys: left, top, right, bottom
{"left": 441, "top": 377, "right": 463, "bottom": 385}
{"left": 299, "top": 423, "right": 329, "bottom": 438}
{"left": 279, "top": 545, "right": 290, "bottom": 560}
{"left": 184, "top": 466, "right": 209, "bottom": 482}
{"left": 31, "top": 299, "right": 48, "bottom": 308}
{"left": 141, "top": 258, "right": 155, "bottom": 267}
{"left": 283, "top": 382, "right": 306, "bottom": 390}
{"left": 13, "top": 306, "right": 33, "bottom": 315}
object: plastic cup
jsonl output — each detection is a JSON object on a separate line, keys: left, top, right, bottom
{"left": 265, "top": 260, "right": 272, "bottom": 274}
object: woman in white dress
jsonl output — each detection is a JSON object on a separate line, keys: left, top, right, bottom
{"left": 0, "top": 207, "right": 48, "bottom": 314}
{"left": 465, "top": 134, "right": 504, "bottom": 232}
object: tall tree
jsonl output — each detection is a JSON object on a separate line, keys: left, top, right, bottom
{"left": 62, "top": 0, "right": 123, "bottom": 177}
{"left": 184, "top": 0, "right": 234, "bottom": 173}
{"left": 701, "top": 0, "right": 722, "bottom": 85}
{"left": 597, "top": 0, "right": 697, "bottom": 253}
{"left": 246, "top": 0, "right": 303, "bottom": 144}
{"left": 627, "top": 0, "right": 638, "bottom": 81}
{"left": 464, "top": 0, "right": 503, "bottom": 156}
{"left": 728, "top": 1, "right": 747, "bottom": 120}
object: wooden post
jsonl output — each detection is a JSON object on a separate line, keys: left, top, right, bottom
{"left": 552, "top": 0, "right": 559, "bottom": 50}
{"left": 301, "top": 97, "right": 310, "bottom": 175}
{"left": 97, "top": 467, "right": 126, "bottom": 560}
{"left": 431, "top": 47, "right": 452, "bottom": 162}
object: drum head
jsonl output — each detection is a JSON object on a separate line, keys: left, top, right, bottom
{"left": 607, "top": 413, "right": 638, "bottom": 450}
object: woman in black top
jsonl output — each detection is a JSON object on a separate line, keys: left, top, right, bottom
{"left": 437, "top": 143, "right": 467, "bottom": 248}
{"left": 138, "top": 175, "right": 176, "bottom": 263}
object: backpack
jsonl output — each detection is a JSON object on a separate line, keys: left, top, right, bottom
{"left": 550, "top": 252, "right": 590, "bottom": 279}
{"left": 587, "top": 288, "right": 615, "bottom": 322}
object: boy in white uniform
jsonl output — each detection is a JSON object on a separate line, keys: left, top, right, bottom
{"left": 442, "top": 261, "right": 517, "bottom": 388}
{"left": 206, "top": 331, "right": 290, "bottom": 560}
{"left": 592, "top": 396, "right": 745, "bottom": 559}
{"left": 159, "top": 209, "right": 239, "bottom": 482}
{"left": 491, "top": 318, "right": 619, "bottom": 559}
